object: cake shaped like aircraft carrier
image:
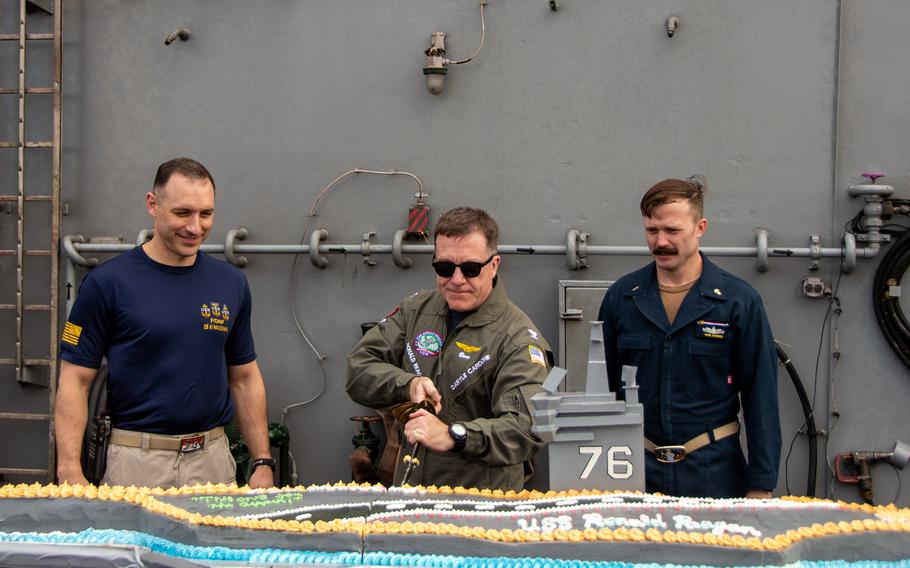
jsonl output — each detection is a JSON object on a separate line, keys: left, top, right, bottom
{"left": 531, "top": 322, "right": 645, "bottom": 491}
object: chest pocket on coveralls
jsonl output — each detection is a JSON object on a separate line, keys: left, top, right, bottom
{"left": 686, "top": 340, "right": 733, "bottom": 399}
{"left": 449, "top": 355, "right": 495, "bottom": 417}
{"left": 617, "top": 334, "right": 651, "bottom": 367}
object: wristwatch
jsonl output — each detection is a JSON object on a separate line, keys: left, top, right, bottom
{"left": 251, "top": 457, "right": 276, "bottom": 472}
{"left": 448, "top": 423, "right": 467, "bottom": 452}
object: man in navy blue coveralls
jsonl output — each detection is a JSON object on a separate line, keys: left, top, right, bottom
{"left": 598, "top": 178, "right": 780, "bottom": 498}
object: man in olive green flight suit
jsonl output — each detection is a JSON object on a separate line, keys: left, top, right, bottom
{"left": 346, "top": 207, "right": 551, "bottom": 491}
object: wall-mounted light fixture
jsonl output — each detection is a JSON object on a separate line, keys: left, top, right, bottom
{"left": 422, "top": 0, "right": 487, "bottom": 95}
{"left": 423, "top": 32, "right": 448, "bottom": 95}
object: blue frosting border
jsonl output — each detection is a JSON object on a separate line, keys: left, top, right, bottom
{"left": 2, "top": 530, "right": 909, "bottom": 568}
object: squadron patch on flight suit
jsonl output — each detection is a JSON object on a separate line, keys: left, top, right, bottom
{"left": 696, "top": 320, "right": 730, "bottom": 340}
{"left": 414, "top": 330, "right": 443, "bottom": 357}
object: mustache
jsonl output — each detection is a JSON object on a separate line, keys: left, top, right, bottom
{"left": 652, "top": 246, "right": 678, "bottom": 256}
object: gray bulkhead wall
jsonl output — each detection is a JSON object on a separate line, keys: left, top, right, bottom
{"left": 2, "top": 0, "right": 906, "bottom": 504}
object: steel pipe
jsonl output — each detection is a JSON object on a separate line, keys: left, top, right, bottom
{"left": 62, "top": 235, "right": 99, "bottom": 268}
{"left": 62, "top": 229, "right": 874, "bottom": 274}
{"left": 64, "top": 253, "right": 75, "bottom": 317}
{"left": 63, "top": 241, "right": 858, "bottom": 259}
{"left": 136, "top": 229, "right": 153, "bottom": 246}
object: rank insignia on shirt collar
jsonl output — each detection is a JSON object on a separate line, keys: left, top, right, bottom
{"left": 714, "top": 288, "right": 722, "bottom": 296}
{"left": 528, "top": 328, "right": 539, "bottom": 340}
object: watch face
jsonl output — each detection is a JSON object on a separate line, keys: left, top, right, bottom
{"left": 451, "top": 423, "right": 467, "bottom": 437}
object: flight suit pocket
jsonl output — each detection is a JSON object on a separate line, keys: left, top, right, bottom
{"left": 686, "top": 340, "right": 733, "bottom": 399}
{"left": 449, "top": 366, "right": 494, "bottom": 421}
{"left": 617, "top": 334, "right": 651, "bottom": 367}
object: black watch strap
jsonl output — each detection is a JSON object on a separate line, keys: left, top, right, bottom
{"left": 449, "top": 423, "right": 467, "bottom": 452}
{"left": 251, "top": 457, "right": 276, "bottom": 471}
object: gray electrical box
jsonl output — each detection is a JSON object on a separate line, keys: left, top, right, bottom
{"left": 558, "top": 280, "right": 611, "bottom": 392}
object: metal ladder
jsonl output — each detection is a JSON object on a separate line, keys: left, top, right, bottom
{"left": 0, "top": 0, "right": 62, "bottom": 481}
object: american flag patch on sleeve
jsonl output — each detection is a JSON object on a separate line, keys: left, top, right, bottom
{"left": 62, "top": 321, "right": 82, "bottom": 346}
{"left": 528, "top": 345, "right": 546, "bottom": 367}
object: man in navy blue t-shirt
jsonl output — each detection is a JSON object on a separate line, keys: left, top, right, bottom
{"left": 55, "top": 158, "right": 274, "bottom": 489}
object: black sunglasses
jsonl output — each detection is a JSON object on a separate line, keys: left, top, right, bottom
{"left": 432, "top": 254, "right": 496, "bottom": 278}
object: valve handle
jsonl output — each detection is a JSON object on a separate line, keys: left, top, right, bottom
{"left": 862, "top": 171, "right": 886, "bottom": 184}
{"left": 350, "top": 415, "right": 382, "bottom": 424}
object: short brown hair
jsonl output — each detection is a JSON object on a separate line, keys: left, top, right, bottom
{"left": 435, "top": 207, "right": 499, "bottom": 252}
{"left": 153, "top": 157, "right": 216, "bottom": 194}
{"left": 640, "top": 176, "right": 706, "bottom": 219}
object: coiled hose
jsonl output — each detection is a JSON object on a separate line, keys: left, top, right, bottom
{"left": 873, "top": 229, "right": 910, "bottom": 369}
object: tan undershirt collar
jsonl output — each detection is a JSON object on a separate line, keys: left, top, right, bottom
{"left": 659, "top": 278, "right": 697, "bottom": 326}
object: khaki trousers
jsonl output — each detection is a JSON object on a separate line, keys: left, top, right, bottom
{"left": 102, "top": 431, "right": 236, "bottom": 488}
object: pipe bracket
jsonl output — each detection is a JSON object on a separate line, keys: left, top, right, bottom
{"left": 62, "top": 234, "right": 99, "bottom": 268}
{"left": 392, "top": 229, "right": 413, "bottom": 269}
{"left": 136, "top": 229, "right": 153, "bottom": 246}
{"left": 309, "top": 229, "right": 329, "bottom": 269}
{"left": 225, "top": 227, "right": 249, "bottom": 267}
{"left": 808, "top": 234, "right": 821, "bottom": 271}
{"left": 754, "top": 228, "right": 770, "bottom": 273}
{"left": 361, "top": 232, "right": 377, "bottom": 267}
{"left": 841, "top": 232, "right": 856, "bottom": 275}
{"left": 566, "top": 229, "right": 589, "bottom": 270}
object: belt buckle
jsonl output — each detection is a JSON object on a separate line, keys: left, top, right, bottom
{"left": 653, "top": 445, "right": 686, "bottom": 464}
{"left": 179, "top": 434, "right": 206, "bottom": 453}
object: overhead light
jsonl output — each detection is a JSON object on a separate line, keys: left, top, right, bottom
{"left": 423, "top": 32, "right": 448, "bottom": 95}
